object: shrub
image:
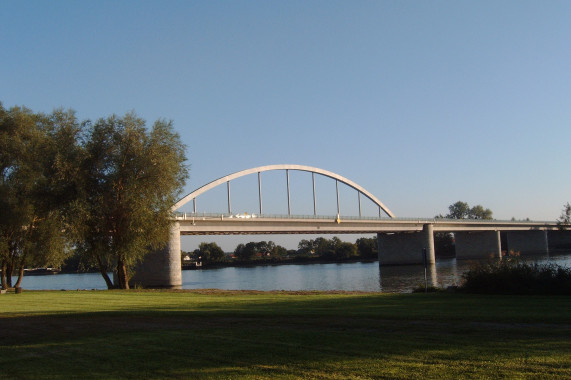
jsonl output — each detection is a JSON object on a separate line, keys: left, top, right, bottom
{"left": 460, "top": 257, "right": 571, "bottom": 295}
{"left": 412, "top": 285, "right": 440, "bottom": 293}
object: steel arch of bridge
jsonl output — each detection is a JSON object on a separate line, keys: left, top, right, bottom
{"left": 173, "top": 164, "right": 396, "bottom": 218}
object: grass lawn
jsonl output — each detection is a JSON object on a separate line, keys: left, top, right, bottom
{"left": 0, "top": 289, "right": 570, "bottom": 379}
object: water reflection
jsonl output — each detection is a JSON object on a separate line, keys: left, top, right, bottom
{"left": 181, "top": 253, "right": 571, "bottom": 292}
{"left": 13, "top": 253, "right": 571, "bottom": 293}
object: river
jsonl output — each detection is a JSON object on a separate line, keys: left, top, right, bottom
{"left": 15, "top": 252, "right": 571, "bottom": 293}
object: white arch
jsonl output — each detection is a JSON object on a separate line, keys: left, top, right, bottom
{"left": 173, "top": 164, "right": 395, "bottom": 218}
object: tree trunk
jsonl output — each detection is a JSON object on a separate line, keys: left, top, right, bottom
{"left": 13, "top": 250, "right": 28, "bottom": 289}
{"left": 95, "top": 254, "right": 115, "bottom": 289}
{"left": 14, "top": 266, "right": 25, "bottom": 289}
{"left": 116, "top": 259, "right": 129, "bottom": 289}
{"left": 1, "top": 262, "right": 7, "bottom": 290}
{"left": 6, "top": 261, "right": 13, "bottom": 288}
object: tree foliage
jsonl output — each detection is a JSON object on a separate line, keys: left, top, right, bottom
{"left": 335, "top": 241, "right": 358, "bottom": 259}
{"left": 194, "top": 242, "right": 226, "bottom": 264}
{"left": 0, "top": 104, "right": 81, "bottom": 288}
{"left": 446, "top": 201, "right": 471, "bottom": 219}
{"left": 557, "top": 202, "right": 571, "bottom": 231}
{"left": 356, "top": 237, "right": 378, "bottom": 259}
{"left": 469, "top": 205, "right": 493, "bottom": 220}
{"left": 434, "top": 232, "right": 455, "bottom": 257}
{"left": 234, "top": 242, "right": 257, "bottom": 260}
{"left": 233, "top": 241, "right": 283, "bottom": 261}
{"left": 446, "top": 201, "right": 493, "bottom": 220}
{"left": 295, "top": 236, "right": 366, "bottom": 259}
{"left": 297, "top": 239, "right": 317, "bottom": 255}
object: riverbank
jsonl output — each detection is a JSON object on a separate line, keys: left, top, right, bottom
{"left": 184, "top": 255, "right": 379, "bottom": 270}
{"left": 1, "top": 290, "right": 569, "bottom": 379}
{"left": 184, "top": 251, "right": 456, "bottom": 270}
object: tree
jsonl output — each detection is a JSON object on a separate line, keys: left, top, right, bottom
{"left": 271, "top": 244, "right": 288, "bottom": 258}
{"left": 356, "top": 237, "right": 378, "bottom": 259}
{"left": 446, "top": 201, "right": 492, "bottom": 220}
{"left": 314, "top": 237, "right": 339, "bottom": 258}
{"left": 297, "top": 237, "right": 362, "bottom": 260}
{"left": 335, "top": 241, "right": 358, "bottom": 259}
{"left": 0, "top": 104, "right": 80, "bottom": 288}
{"left": 297, "top": 239, "right": 316, "bottom": 256}
{"left": 256, "top": 241, "right": 275, "bottom": 256}
{"left": 434, "top": 232, "right": 455, "bottom": 257}
{"left": 468, "top": 205, "right": 493, "bottom": 220}
{"left": 234, "top": 242, "right": 258, "bottom": 260}
{"left": 558, "top": 203, "right": 571, "bottom": 231}
{"left": 77, "top": 113, "right": 188, "bottom": 289}
{"left": 194, "top": 242, "right": 225, "bottom": 265}
{"left": 446, "top": 201, "right": 471, "bottom": 219}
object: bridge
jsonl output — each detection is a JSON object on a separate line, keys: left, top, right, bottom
{"left": 132, "top": 164, "right": 569, "bottom": 288}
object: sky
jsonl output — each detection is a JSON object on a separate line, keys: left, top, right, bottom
{"left": 2, "top": 1, "right": 571, "bottom": 251}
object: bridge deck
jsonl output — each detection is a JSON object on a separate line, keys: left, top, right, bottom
{"left": 175, "top": 213, "right": 559, "bottom": 235}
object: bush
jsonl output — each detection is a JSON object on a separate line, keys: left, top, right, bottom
{"left": 460, "top": 256, "right": 571, "bottom": 295}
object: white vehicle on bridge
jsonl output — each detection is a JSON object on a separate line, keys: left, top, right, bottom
{"left": 232, "top": 213, "right": 256, "bottom": 219}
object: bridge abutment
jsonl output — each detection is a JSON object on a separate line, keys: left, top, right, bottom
{"left": 506, "top": 230, "right": 548, "bottom": 255}
{"left": 131, "top": 222, "right": 182, "bottom": 289}
{"left": 455, "top": 231, "right": 502, "bottom": 260}
{"left": 377, "top": 224, "right": 435, "bottom": 265}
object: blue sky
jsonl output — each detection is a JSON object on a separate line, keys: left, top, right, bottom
{"left": 2, "top": 1, "right": 571, "bottom": 250}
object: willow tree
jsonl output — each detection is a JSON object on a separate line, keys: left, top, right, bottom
{"left": 78, "top": 113, "right": 188, "bottom": 289}
{"left": 0, "top": 104, "right": 81, "bottom": 288}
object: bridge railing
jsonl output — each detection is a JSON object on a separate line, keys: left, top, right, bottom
{"left": 173, "top": 212, "right": 554, "bottom": 224}
{"left": 173, "top": 212, "right": 388, "bottom": 221}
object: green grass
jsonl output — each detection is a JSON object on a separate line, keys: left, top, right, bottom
{"left": 1, "top": 290, "right": 570, "bottom": 379}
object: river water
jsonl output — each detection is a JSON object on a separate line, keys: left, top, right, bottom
{"left": 16, "top": 253, "right": 571, "bottom": 293}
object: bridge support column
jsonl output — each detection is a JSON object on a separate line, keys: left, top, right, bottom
{"left": 423, "top": 224, "right": 436, "bottom": 264}
{"left": 506, "top": 230, "right": 548, "bottom": 256}
{"left": 131, "top": 222, "right": 182, "bottom": 289}
{"left": 377, "top": 224, "right": 435, "bottom": 265}
{"left": 455, "top": 231, "right": 502, "bottom": 260}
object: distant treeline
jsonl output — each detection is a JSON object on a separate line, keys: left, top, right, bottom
{"left": 182, "top": 236, "right": 379, "bottom": 268}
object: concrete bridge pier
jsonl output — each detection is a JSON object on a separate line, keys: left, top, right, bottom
{"left": 377, "top": 224, "right": 435, "bottom": 265}
{"left": 455, "top": 231, "right": 502, "bottom": 260}
{"left": 131, "top": 222, "right": 182, "bottom": 289}
{"left": 506, "top": 230, "right": 548, "bottom": 255}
